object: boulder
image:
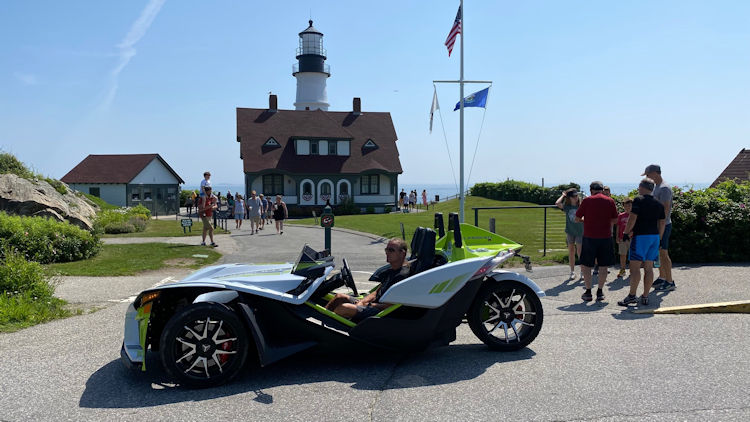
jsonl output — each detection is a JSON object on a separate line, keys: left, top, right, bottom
{"left": 0, "top": 174, "right": 97, "bottom": 231}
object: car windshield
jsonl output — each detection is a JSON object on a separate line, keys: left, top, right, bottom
{"left": 292, "top": 244, "right": 331, "bottom": 274}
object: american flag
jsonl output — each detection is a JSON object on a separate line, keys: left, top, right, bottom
{"left": 445, "top": 5, "right": 462, "bottom": 56}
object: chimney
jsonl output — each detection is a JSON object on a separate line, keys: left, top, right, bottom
{"left": 269, "top": 94, "right": 278, "bottom": 112}
{"left": 353, "top": 97, "right": 362, "bottom": 115}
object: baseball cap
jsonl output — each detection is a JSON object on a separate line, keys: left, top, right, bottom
{"left": 642, "top": 164, "right": 661, "bottom": 175}
{"left": 589, "top": 181, "right": 604, "bottom": 191}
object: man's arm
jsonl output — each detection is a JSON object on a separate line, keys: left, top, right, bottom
{"left": 624, "top": 213, "right": 638, "bottom": 235}
{"left": 658, "top": 218, "right": 666, "bottom": 238}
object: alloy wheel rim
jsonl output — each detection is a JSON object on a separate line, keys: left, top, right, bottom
{"left": 481, "top": 288, "right": 537, "bottom": 343}
{"left": 173, "top": 316, "right": 238, "bottom": 379}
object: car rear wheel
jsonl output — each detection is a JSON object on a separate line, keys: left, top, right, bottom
{"left": 159, "top": 302, "right": 249, "bottom": 388}
{"left": 468, "top": 280, "right": 543, "bottom": 351}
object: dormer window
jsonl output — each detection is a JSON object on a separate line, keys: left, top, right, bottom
{"left": 363, "top": 139, "right": 377, "bottom": 149}
{"left": 264, "top": 137, "right": 280, "bottom": 147}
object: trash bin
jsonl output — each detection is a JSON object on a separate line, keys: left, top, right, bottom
{"left": 434, "top": 195, "right": 440, "bottom": 202}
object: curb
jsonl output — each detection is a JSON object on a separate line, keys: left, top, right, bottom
{"left": 633, "top": 300, "right": 750, "bottom": 314}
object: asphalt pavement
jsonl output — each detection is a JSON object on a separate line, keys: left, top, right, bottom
{"left": 1, "top": 224, "right": 749, "bottom": 421}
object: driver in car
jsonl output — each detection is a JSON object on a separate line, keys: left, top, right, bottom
{"left": 325, "top": 238, "right": 410, "bottom": 322}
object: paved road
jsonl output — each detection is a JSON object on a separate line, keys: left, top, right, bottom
{"left": 1, "top": 225, "right": 749, "bottom": 421}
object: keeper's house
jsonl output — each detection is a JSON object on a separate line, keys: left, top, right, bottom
{"left": 237, "top": 95, "right": 402, "bottom": 212}
{"left": 61, "top": 154, "right": 184, "bottom": 215}
{"left": 711, "top": 148, "right": 750, "bottom": 187}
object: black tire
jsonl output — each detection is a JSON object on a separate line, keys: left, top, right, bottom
{"left": 159, "top": 302, "right": 249, "bottom": 388}
{"left": 468, "top": 280, "right": 543, "bottom": 351}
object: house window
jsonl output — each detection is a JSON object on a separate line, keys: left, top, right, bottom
{"left": 264, "top": 137, "right": 280, "bottom": 147}
{"left": 321, "top": 183, "right": 331, "bottom": 195}
{"left": 339, "top": 183, "right": 349, "bottom": 197}
{"left": 302, "top": 182, "right": 313, "bottom": 195}
{"left": 337, "top": 140, "right": 350, "bottom": 156}
{"left": 296, "top": 140, "right": 310, "bottom": 155}
{"left": 89, "top": 187, "right": 100, "bottom": 197}
{"left": 328, "top": 141, "right": 337, "bottom": 155}
{"left": 263, "top": 174, "right": 284, "bottom": 195}
{"left": 310, "top": 140, "right": 319, "bottom": 155}
{"left": 131, "top": 192, "right": 140, "bottom": 201}
{"left": 360, "top": 175, "right": 380, "bottom": 195}
{"left": 144, "top": 189, "right": 152, "bottom": 201}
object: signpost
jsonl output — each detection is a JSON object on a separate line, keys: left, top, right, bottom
{"left": 181, "top": 218, "right": 193, "bottom": 233}
{"left": 320, "top": 204, "right": 334, "bottom": 251}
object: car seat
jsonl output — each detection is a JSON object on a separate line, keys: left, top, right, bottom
{"left": 408, "top": 227, "right": 436, "bottom": 276}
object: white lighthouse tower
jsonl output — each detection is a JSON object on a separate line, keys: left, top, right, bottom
{"left": 293, "top": 20, "right": 330, "bottom": 111}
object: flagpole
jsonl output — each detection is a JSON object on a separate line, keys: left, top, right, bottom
{"left": 459, "top": 0, "right": 465, "bottom": 223}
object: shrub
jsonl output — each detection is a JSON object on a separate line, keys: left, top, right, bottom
{"left": 0, "top": 212, "right": 101, "bottom": 264}
{"left": 83, "top": 193, "right": 118, "bottom": 211}
{"left": 0, "top": 249, "right": 54, "bottom": 299}
{"left": 384, "top": 206, "right": 392, "bottom": 213}
{"left": 0, "top": 152, "right": 34, "bottom": 178}
{"left": 180, "top": 189, "right": 199, "bottom": 207}
{"left": 669, "top": 181, "right": 750, "bottom": 263}
{"left": 94, "top": 205, "right": 151, "bottom": 234}
{"left": 335, "top": 197, "right": 360, "bottom": 215}
{"left": 471, "top": 180, "right": 580, "bottom": 205}
{"left": 366, "top": 206, "right": 375, "bottom": 214}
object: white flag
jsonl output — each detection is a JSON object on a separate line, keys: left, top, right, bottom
{"left": 429, "top": 87, "right": 440, "bottom": 133}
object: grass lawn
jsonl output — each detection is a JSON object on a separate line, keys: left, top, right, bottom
{"left": 102, "top": 219, "right": 230, "bottom": 238}
{"left": 45, "top": 243, "right": 222, "bottom": 276}
{"left": 0, "top": 293, "right": 79, "bottom": 333}
{"left": 289, "top": 196, "right": 569, "bottom": 265}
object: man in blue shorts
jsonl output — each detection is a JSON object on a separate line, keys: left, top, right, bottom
{"left": 575, "top": 181, "right": 619, "bottom": 302}
{"left": 644, "top": 164, "right": 676, "bottom": 291}
{"left": 618, "top": 178, "right": 665, "bottom": 306}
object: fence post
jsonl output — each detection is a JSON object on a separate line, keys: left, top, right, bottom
{"left": 543, "top": 207, "right": 548, "bottom": 257}
{"left": 400, "top": 222, "right": 405, "bottom": 240}
{"left": 489, "top": 217, "right": 495, "bottom": 233}
{"left": 474, "top": 208, "right": 479, "bottom": 226}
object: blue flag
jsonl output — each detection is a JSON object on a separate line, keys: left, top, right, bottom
{"left": 454, "top": 87, "right": 489, "bottom": 111}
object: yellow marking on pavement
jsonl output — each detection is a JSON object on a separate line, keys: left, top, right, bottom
{"left": 633, "top": 300, "right": 750, "bottom": 314}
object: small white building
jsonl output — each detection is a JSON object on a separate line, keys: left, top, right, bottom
{"left": 61, "top": 154, "right": 184, "bottom": 214}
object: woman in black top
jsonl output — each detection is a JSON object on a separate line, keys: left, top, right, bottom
{"left": 273, "top": 195, "right": 288, "bottom": 234}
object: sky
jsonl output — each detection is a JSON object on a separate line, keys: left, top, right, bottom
{"left": 2, "top": 0, "right": 749, "bottom": 190}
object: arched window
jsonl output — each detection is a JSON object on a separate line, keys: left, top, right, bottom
{"left": 339, "top": 183, "right": 348, "bottom": 196}
{"left": 321, "top": 183, "right": 331, "bottom": 195}
{"left": 303, "top": 182, "right": 313, "bottom": 195}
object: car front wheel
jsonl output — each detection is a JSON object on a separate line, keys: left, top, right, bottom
{"left": 159, "top": 302, "right": 249, "bottom": 388}
{"left": 468, "top": 280, "right": 543, "bottom": 351}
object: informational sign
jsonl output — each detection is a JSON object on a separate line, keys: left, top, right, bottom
{"left": 181, "top": 219, "right": 193, "bottom": 227}
{"left": 321, "top": 215, "right": 334, "bottom": 228}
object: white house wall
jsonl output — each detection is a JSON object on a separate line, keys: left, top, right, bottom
{"left": 131, "top": 159, "right": 180, "bottom": 184}
{"left": 69, "top": 184, "right": 127, "bottom": 207}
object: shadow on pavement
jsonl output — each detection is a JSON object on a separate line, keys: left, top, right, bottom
{"left": 79, "top": 345, "right": 536, "bottom": 409}
{"left": 544, "top": 277, "right": 582, "bottom": 297}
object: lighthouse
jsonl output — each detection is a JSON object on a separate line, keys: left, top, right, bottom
{"left": 293, "top": 20, "right": 330, "bottom": 111}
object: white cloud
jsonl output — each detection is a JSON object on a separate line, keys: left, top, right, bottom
{"left": 98, "top": 0, "right": 166, "bottom": 112}
{"left": 14, "top": 72, "right": 38, "bottom": 85}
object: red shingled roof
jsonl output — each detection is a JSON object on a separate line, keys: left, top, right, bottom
{"left": 711, "top": 148, "right": 750, "bottom": 187}
{"left": 237, "top": 108, "right": 402, "bottom": 174}
{"left": 61, "top": 154, "right": 184, "bottom": 184}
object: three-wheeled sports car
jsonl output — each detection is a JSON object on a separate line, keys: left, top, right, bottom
{"left": 121, "top": 213, "right": 545, "bottom": 387}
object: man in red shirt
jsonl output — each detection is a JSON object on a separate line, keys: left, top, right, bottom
{"left": 575, "top": 181, "right": 618, "bottom": 301}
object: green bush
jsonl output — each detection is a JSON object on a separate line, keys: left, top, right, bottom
{"left": 366, "top": 206, "right": 375, "bottom": 214}
{"left": 94, "top": 205, "right": 152, "bottom": 234}
{"left": 0, "top": 249, "right": 54, "bottom": 298}
{"left": 0, "top": 212, "right": 101, "bottom": 264}
{"left": 0, "top": 152, "right": 34, "bottom": 178}
{"left": 335, "top": 197, "right": 360, "bottom": 215}
{"left": 82, "top": 193, "right": 118, "bottom": 211}
{"left": 669, "top": 181, "right": 750, "bottom": 263}
{"left": 471, "top": 180, "right": 580, "bottom": 205}
{"left": 180, "top": 189, "right": 199, "bottom": 206}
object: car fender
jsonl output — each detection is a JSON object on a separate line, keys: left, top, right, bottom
{"left": 487, "top": 270, "right": 546, "bottom": 297}
{"left": 193, "top": 290, "right": 239, "bottom": 304}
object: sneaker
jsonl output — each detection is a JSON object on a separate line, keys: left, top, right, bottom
{"left": 596, "top": 289, "right": 606, "bottom": 302}
{"left": 201, "top": 242, "right": 206, "bottom": 246}
{"left": 617, "top": 269, "right": 626, "bottom": 278}
{"left": 652, "top": 278, "right": 667, "bottom": 288}
{"left": 569, "top": 271, "right": 575, "bottom": 280}
{"left": 640, "top": 295, "right": 649, "bottom": 305}
{"left": 656, "top": 281, "right": 676, "bottom": 291}
{"left": 581, "top": 290, "right": 593, "bottom": 301}
{"left": 617, "top": 294, "right": 638, "bottom": 306}
{"left": 210, "top": 242, "right": 218, "bottom": 247}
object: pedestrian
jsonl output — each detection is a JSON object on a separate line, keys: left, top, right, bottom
{"left": 575, "top": 181, "right": 619, "bottom": 301}
{"left": 200, "top": 171, "right": 211, "bottom": 197}
{"left": 409, "top": 190, "right": 417, "bottom": 211}
{"left": 258, "top": 194, "right": 266, "bottom": 230}
{"left": 555, "top": 188, "right": 584, "bottom": 280}
{"left": 644, "top": 164, "right": 676, "bottom": 291}
{"left": 617, "top": 178, "right": 665, "bottom": 306}
{"left": 422, "top": 189, "right": 428, "bottom": 209}
{"left": 616, "top": 198, "right": 633, "bottom": 278}
{"left": 227, "top": 192, "right": 235, "bottom": 219}
{"left": 399, "top": 189, "right": 406, "bottom": 210}
{"left": 273, "top": 194, "right": 288, "bottom": 234}
{"left": 234, "top": 193, "right": 245, "bottom": 229}
{"left": 265, "top": 194, "right": 273, "bottom": 224}
{"left": 247, "top": 190, "right": 262, "bottom": 234}
{"left": 198, "top": 186, "right": 218, "bottom": 247}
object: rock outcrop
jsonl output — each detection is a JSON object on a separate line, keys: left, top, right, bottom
{"left": 0, "top": 174, "right": 97, "bottom": 231}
